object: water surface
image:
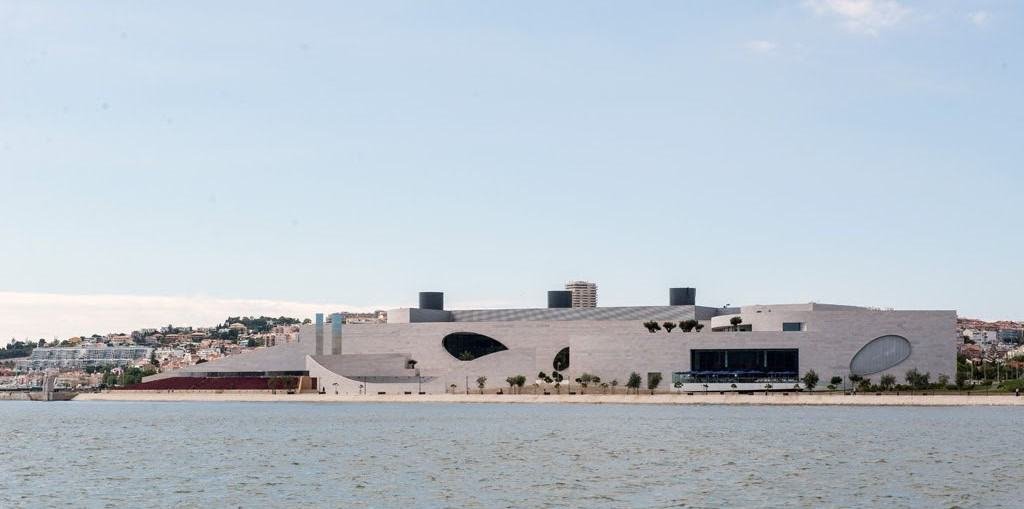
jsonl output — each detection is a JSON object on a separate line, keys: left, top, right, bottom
{"left": 1, "top": 402, "right": 1021, "bottom": 508}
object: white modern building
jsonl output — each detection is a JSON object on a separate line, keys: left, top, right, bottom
{"left": 141, "top": 287, "right": 956, "bottom": 394}
{"left": 17, "top": 346, "right": 153, "bottom": 372}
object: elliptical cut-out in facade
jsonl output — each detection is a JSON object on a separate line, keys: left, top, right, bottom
{"left": 849, "top": 335, "right": 912, "bottom": 376}
{"left": 442, "top": 332, "right": 508, "bottom": 361}
{"left": 553, "top": 347, "right": 570, "bottom": 372}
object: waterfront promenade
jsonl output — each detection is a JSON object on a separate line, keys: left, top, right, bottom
{"left": 75, "top": 391, "right": 1024, "bottom": 406}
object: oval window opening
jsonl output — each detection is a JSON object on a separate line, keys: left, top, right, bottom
{"left": 849, "top": 335, "right": 912, "bottom": 376}
{"left": 553, "top": 347, "right": 570, "bottom": 372}
{"left": 442, "top": 333, "right": 508, "bottom": 361}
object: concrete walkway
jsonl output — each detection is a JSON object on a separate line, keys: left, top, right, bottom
{"left": 74, "top": 391, "right": 1024, "bottom": 406}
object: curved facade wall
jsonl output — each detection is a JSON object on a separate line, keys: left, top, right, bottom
{"left": 849, "top": 335, "right": 912, "bottom": 376}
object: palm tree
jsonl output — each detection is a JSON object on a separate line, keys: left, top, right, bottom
{"left": 476, "top": 376, "right": 487, "bottom": 394}
{"left": 514, "top": 375, "right": 526, "bottom": 393}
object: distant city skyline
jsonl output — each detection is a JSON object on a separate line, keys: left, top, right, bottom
{"left": 2, "top": 1, "right": 1023, "bottom": 340}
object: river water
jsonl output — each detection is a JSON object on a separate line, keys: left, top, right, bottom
{"left": 1, "top": 401, "right": 1021, "bottom": 508}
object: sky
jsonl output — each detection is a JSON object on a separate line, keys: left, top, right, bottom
{"left": 1, "top": 1, "right": 1022, "bottom": 341}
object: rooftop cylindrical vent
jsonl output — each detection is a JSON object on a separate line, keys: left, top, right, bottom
{"left": 419, "top": 292, "right": 444, "bottom": 310}
{"left": 670, "top": 287, "right": 696, "bottom": 306}
{"left": 547, "top": 290, "right": 572, "bottom": 309}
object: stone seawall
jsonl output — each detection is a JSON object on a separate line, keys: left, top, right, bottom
{"left": 74, "top": 392, "right": 1024, "bottom": 406}
{"left": 0, "top": 392, "right": 78, "bottom": 401}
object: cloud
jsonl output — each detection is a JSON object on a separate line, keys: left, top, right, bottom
{"left": 804, "top": 0, "right": 911, "bottom": 36}
{"left": 745, "top": 40, "right": 778, "bottom": 54}
{"left": 968, "top": 10, "right": 990, "bottom": 27}
{"left": 0, "top": 291, "right": 395, "bottom": 342}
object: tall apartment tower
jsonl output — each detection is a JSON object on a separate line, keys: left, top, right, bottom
{"left": 565, "top": 280, "right": 598, "bottom": 308}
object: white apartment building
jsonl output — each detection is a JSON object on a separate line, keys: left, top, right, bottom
{"left": 565, "top": 280, "right": 597, "bottom": 308}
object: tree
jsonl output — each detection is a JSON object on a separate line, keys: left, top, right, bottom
{"left": 905, "top": 369, "right": 930, "bottom": 390}
{"left": 626, "top": 372, "right": 642, "bottom": 394}
{"left": 695, "top": 323, "right": 705, "bottom": 332}
{"left": 647, "top": 372, "right": 662, "bottom": 394}
{"left": 801, "top": 370, "right": 819, "bottom": 392}
{"left": 476, "top": 376, "right": 487, "bottom": 394}
{"left": 611, "top": 379, "right": 619, "bottom": 394}
{"left": 955, "top": 370, "right": 968, "bottom": 390}
{"left": 577, "top": 373, "right": 594, "bottom": 394}
{"left": 857, "top": 378, "right": 872, "bottom": 392}
{"left": 663, "top": 322, "right": 676, "bottom": 333}
{"left": 848, "top": 374, "right": 863, "bottom": 391}
{"left": 730, "top": 316, "right": 743, "bottom": 331}
{"left": 880, "top": 374, "right": 896, "bottom": 391}
{"left": 829, "top": 376, "right": 842, "bottom": 392}
{"left": 506, "top": 376, "right": 516, "bottom": 393}
{"left": 937, "top": 374, "right": 950, "bottom": 388}
{"left": 680, "top": 319, "right": 699, "bottom": 333}
{"left": 643, "top": 321, "right": 662, "bottom": 333}
{"left": 514, "top": 375, "right": 526, "bottom": 393}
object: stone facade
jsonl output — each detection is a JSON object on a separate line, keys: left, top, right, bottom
{"left": 151, "top": 302, "right": 956, "bottom": 395}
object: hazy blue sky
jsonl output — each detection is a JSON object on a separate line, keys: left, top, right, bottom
{"left": 1, "top": 1, "right": 1022, "bottom": 339}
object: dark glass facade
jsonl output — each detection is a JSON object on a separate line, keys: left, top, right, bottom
{"left": 782, "top": 322, "right": 803, "bottom": 332}
{"left": 690, "top": 349, "right": 798, "bottom": 374}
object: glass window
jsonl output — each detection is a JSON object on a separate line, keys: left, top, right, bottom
{"left": 691, "top": 349, "right": 798, "bottom": 374}
{"left": 782, "top": 322, "right": 803, "bottom": 332}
